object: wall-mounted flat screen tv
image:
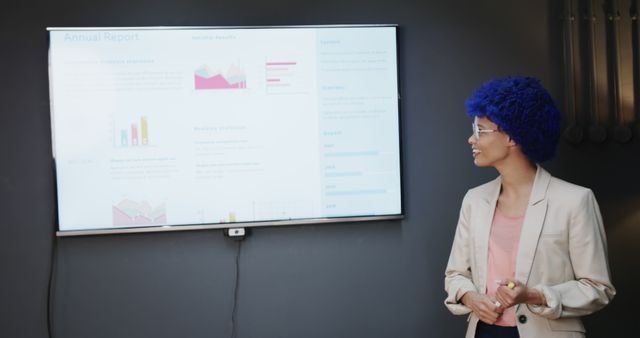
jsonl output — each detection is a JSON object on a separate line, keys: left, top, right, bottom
{"left": 48, "top": 25, "right": 402, "bottom": 236}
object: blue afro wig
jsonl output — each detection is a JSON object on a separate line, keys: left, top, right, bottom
{"left": 465, "top": 76, "right": 561, "bottom": 163}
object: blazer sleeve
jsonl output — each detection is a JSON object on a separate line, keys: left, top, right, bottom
{"left": 527, "top": 189, "right": 616, "bottom": 319}
{"left": 444, "top": 192, "right": 478, "bottom": 315}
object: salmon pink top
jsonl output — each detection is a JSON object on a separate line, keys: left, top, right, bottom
{"left": 486, "top": 207, "right": 524, "bottom": 327}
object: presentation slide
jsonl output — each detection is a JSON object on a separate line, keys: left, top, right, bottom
{"left": 48, "top": 26, "right": 401, "bottom": 232}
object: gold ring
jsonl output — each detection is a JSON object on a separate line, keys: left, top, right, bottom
{"left": 507, "top": 281, "right": 516, "bottom": 289}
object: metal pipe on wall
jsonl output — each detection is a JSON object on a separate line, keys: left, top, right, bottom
{"left": 585, "top": 0, "right": 608, "bottom": 142}
{"left": 563, "top": 0, "right": 585, "bottom": 144}
{"left": 604, "top": 0, "right": 633, "bottom": 142}
{"left": 631, "top": 0, "right": 640, "bottom": 134}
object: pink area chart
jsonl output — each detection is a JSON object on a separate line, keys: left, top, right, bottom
{"left": 194, "top": 64, "right": 246, "bottom": 89}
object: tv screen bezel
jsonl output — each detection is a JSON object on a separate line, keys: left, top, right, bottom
{"left": 47, "top": 24, "right": 404, "bottom": 237}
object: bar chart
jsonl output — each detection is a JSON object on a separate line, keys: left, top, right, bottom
{"left": 265, "top": 60, "right": 305, "bottom": 94}
{"left": 114, "top": 115, "right": 151, "bottom": 148}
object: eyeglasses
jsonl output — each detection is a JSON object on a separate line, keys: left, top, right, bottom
{"left": 472, "top": 118, "right": 499, "bottom": 140}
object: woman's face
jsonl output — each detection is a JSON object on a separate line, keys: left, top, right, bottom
{"left": 468, "top": 116, "right": 513, "bottom": 167}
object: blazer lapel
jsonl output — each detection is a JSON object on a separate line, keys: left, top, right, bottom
{"left": 515, "top": 165, "right": 552, "bottom": 285}
{"left": 476, "top": 176, "right": 501, "bottom": 294}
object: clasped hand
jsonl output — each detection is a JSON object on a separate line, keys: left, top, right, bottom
{"left": 461, "top": 280, "right": 527, "bottom": 324}
{"left": 495, "top": 279, "right": 528, "bottom": 309}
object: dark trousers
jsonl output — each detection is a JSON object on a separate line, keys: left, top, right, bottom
{"left": 475, "top": 321, "right": 520, "bottom": 338}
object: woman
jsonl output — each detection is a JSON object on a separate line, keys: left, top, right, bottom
{"left": 444, "top": 77, "right": 615, "bottom": 338}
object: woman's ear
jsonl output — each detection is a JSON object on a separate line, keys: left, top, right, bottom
{"left": 507, "top": 136, "right": 517, "bottom": 147}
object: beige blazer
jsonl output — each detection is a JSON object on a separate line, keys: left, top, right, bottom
{"left": 444, "top": 166, "right": 615, "bottom": 338}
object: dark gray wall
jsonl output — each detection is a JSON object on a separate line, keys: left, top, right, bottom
{"left": 1, "top": 1, "right": 637, "bottom": 338}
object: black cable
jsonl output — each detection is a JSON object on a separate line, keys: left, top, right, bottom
{"left": 47, "top": 236, "right": 59, "bottom": 338}
{"left": 230, "top": 240, "right": 242, "bottom": 338}
{"left": 49, "top": 159, "right": 59, "bottom": 338}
